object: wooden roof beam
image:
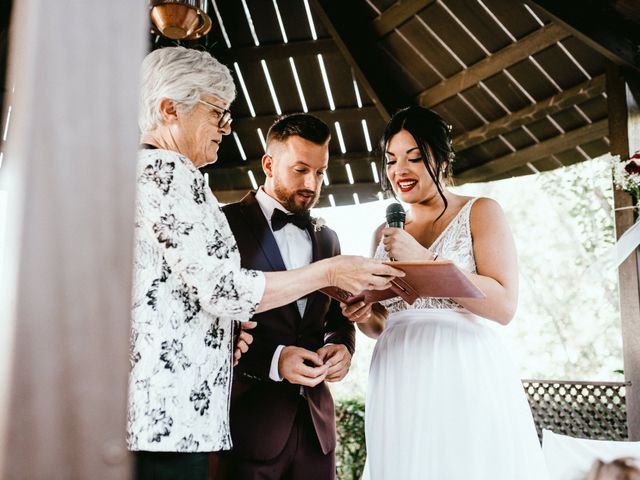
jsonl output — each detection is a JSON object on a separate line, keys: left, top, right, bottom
{"left": 455, "top": 119, "right": 608, "bottom": 184}
{"left": 213, "top": 181, "right": 383, "bottom": 205}
{"left": 311, "top": 0, "right": 410, "bottom": 121}
{"left": 417, "top": 23, "right": 570, "bottom": 107}
{"left": 210, "top": 151, "right": 380, "bottom": 177}
{"left": 216, "top": 38, "right": 337, "bottom": 63}
{"left": 607, "top": 62, "right": 640, "bottom": 440}
{"left": 372, "top": 0, "right": 435, "bottom": 37}
{"left": 234, "top": 106, "right": 379, "bottom": 129}
{"left": 526, "top": 0, "right": 640, "bottom": 73}
{"left": 453, "top": 75, "right": 606, "bottom": 151}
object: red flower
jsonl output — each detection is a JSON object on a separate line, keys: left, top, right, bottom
{"left": 625, "top": 160, "right": 640, "bottom": 175}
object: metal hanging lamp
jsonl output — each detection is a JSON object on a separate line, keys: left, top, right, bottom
{"left": 150, "top": 0, "right": 212, "bottom": 40}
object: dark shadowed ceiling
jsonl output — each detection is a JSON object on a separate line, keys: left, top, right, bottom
{"left": 147, "top": 0, "right": 639, "bottom": 206}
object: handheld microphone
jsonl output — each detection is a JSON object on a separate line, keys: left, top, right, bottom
{"left": 385, "top": 203, "right": 405, "bottom": 229}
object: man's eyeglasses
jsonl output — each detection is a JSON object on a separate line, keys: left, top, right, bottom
{"left": 198, "top": 99, "right": 232, "bottom": 129}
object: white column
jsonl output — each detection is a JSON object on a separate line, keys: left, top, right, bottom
{"left": 0, "top": 0, "right": 147, "bottom": 477}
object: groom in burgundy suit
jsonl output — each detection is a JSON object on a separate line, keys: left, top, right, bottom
{"left": 212, "top": 114, "right": 355, "bottom": 480}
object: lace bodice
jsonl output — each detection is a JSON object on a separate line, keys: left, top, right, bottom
{"left": 374, "top": 198, "right": 478, "bottom": 313}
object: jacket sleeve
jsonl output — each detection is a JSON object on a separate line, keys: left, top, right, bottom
{"left": 135, "top": 153, "right": 265, "bottom": 323}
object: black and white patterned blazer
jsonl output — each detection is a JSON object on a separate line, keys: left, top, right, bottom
{"left": 127, "top": 149, "right": 265, "bottom": 452}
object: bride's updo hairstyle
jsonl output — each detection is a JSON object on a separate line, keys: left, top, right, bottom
{"left": 380, "top": 105, "right": 455, "bottom": 218}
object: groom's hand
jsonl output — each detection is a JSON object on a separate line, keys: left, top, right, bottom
{"left": 317, "top": 344, "right": 352, "bottom": 382}
{"left": 233, "top": 321, "right": 257, "bottom": 366}
{"left": 340, "top": 301, "right": 373, "bottom": 324}
{"left": 279, "top": 346, "right": 329, "bottom": 387}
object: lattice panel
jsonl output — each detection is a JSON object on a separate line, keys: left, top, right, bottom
{"left": 523, "top": 380, "right": 629, "bottom": 441}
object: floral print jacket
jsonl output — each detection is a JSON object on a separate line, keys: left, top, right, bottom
{"left": 127, "top": 149, "right": 265, "bottom": 452}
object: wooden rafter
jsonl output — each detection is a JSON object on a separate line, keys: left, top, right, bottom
{"left": 526, "top": 0, "right": 640, "bottom": 73}
{"left": 455, "top": 119, "right": 608, "bottom": 183}
{"left": 213, "top": 181, "right": 382, "bottom": 205}
{"left": 311, "top": 0, "right": 409, "bottom": 121}
{"left": 234, "top": 106, "right": 379, "bottom": 129}
{"left": 216, "top": 38, "right": 337, "bottom": 63}
{"left": 417, "top": 23, "right": 570, "bottom": 107}
{"left": 453, "top": 75, "right": 606, "bottom": 152}
{"left": 211, "top": 151, "right": 379, "bottom": 177}
{"left": 372, "top": 0, "right": 435, "bottom": 37}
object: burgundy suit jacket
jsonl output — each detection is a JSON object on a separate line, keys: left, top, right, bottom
{"left": 221, "top": 192, "right": 355, "bottom": 460}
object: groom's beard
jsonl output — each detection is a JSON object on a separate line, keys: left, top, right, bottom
{"left": 273, "top": 180, "right": 319, "bottom": 215}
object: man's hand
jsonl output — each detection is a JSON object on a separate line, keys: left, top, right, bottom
{"left": 233, "top": 321, "right": 257, "bottom": 367}
{"left": 317, "top": 344, "right": 352, "bottom": 382}
{"left": 340, "top": 301, "right": 373, "bottom": 324}
{"left": 279, "top": 346, "right": 329, "bottom": 387}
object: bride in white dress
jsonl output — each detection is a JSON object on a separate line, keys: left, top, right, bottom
{"left": 342, "top": 106, "right": 549, "bottom": 480}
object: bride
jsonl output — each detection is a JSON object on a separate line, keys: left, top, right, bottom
{"left": 342, "top": 106, "right": 549, "bottom": 479}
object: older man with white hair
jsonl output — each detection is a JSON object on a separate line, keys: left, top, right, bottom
{"left": 128, "top": 46, "right": 401, "bottom": 480}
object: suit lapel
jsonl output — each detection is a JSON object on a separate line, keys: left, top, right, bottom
{"left": 239, "top": 192, "right": 303, "bottom": 323}
{"left": 239, "top": 192, "right": 287, "bottom": 272}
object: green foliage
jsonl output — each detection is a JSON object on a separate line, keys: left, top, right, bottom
{"left": 335, "top": 399, "right": 366, "bottom": 480}
{"left": 452, "top": 156, "right": 623, "bottom": 380}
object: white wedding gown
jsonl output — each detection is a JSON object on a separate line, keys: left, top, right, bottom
{"left": 363, "top": 199, "right": 549, "bottom": 480}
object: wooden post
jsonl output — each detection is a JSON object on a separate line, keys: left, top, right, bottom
{"left": 607, "top": 63, "right": 640, "bottom": 440}
{"left": 0, "top": 0, "right": 147, "bottom": 477}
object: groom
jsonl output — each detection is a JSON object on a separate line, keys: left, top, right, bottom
{"left": 213, "top": 114, "right": 355, "bottom": 480}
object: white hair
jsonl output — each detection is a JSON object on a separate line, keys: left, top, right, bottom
{"left": 139, "top": 46, "right": 236, "bottom": 133}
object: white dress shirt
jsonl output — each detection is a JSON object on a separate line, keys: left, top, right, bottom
{"left": 255, "top": 187, "right": 313, "bottom": 381}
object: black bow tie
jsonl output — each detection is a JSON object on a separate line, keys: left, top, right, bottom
{"left": 271, "top": 209, "right": 311, "bottom": 231}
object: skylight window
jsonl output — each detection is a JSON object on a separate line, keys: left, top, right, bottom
{"left": 318, "top": 54, "right": 335, "bottom": 111}
{"left": 303, "top": 0, "right": 318, "bottom": 40}
{"left": 261, "top": 59, "right": 282, "bottom": 115}
{"left": 335, "top": 122, "right": 346, "bottom": 154}
{"left": 289, "top": 57, "right": 308, "bottom": 113}
{"left": 345, "top": 163, "right": 354, "bottom": 184}
{"left": 233, "top": 132, "right": 247, "bottom": 161}
{"left": 241, "top": 0, "right": 260, "bottom": 46}
{"left": 233, "top": 62, "right": 256, "bottom": 117}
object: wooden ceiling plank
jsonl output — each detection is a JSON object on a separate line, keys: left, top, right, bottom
{"left": 456, "top": 118, "right": 608, "bottom": 183}
{"left": 232, "top": 105, "right": 379, "bottom": 131}
{"left": 526, "top": 0, "right": 640, "bottom": 73}
{"left": 217, "top": 38, "right": 337, "bottom": 63}
{"left": 211, "top": 151, "right": 380, "bottom": 178}
{"left": 417, "top": 23, "right": 570, "bottom": 107}
{"left": 372, "top": 0, "right": 435, "bottom": 37}
{"left": 213, "top": 181, "right": 383, "bottom": 205}
{"left": 311, "top": 0, "right": 410, "bottom": 121}
{"left": 453, "top": 75, "right": 605, "bottom": 151}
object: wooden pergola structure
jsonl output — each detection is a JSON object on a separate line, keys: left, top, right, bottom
{"left": 0, "top": 0, "right": 639, "bottom": 478}
{"left": 178, "top": 0, "right": 640, "bottom": 440}
{"left": 155, "top": 0, "right": 640, "bottom": 439}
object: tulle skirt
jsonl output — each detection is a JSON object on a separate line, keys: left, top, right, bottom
{"left": 363, "top": 309, "right": 549, "bottom": 480}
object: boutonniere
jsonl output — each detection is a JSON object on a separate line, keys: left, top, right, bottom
{"left": 311, "top": 216, "right": 326, "bottom": 232}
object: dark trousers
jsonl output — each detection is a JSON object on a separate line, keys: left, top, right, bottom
{"left": 211, "top": 402, "right": 336, "bottom": 480}
{"left": 135, "top": 451, "right": 210, "bottom": 480}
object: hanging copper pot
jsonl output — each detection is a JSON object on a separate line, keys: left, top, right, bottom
{"left": 150, "top": 0, "right": 212, "bottom": 40}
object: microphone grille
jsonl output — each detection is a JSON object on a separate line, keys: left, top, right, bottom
{"left": 386, "top": 202, "right": 405, "bottom": 224}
